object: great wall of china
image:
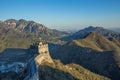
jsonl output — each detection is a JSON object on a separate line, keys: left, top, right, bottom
{"left": 0, "top": 41, "right": 53, "bottom": 80}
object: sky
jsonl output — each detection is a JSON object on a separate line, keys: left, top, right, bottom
{"left": 0, "top": 0, "right": 120, "bottom": 30}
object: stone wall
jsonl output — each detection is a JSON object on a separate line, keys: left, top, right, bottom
{"left": 38, "top": 44, "right": 49, "bottom": 54}
{"left": 35, "top": 42, "right": 54, "bottom": 64}
{"left": 35, "top": 53, "right": 53, "bottom": 64}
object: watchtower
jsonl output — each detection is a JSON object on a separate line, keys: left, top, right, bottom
{"left": 38, "top": 42, "right": 49, "bottom": 54}
{"left": 35, "top": 41, "right": 53, "bottom": 64}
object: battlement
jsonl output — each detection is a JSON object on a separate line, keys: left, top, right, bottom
{"left": 38, "top": 42, "right": 49, "bottom": 54}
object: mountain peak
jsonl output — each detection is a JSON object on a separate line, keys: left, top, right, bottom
{"left": 85, "top": 26, "right": 104, "bottom": 31}
{"left": 61, "top": 26, "right": 120, "bottom": 41}
{"left": 0, "top": 19, "right": 67, "bottom": 39}
{"left": 95, "top": 26, "right": 104, "bottom": 29}
{"left": 87, "top": 26, "right": 95, "bottom": 28}
{"left": 18, "top": 19, "right": 27, "bottom": 22}
{"left": 70, "top": 31, "right": 120, "bottom": 52}
{"left": 86, "top": 31, "right": 98, "bottom": 38}
{"left": 84, "top": 31, "right": 106, "bottom": 41}
{"left": 4, "top": 19, "right": 17, "bottom": 23}
{"left": 81, "top": 26, "right": 95, "bottom": 31}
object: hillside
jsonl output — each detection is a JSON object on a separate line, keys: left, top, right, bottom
{"left": 51, "top": 32, "right": 120, "bottom": 80}
{"left": 71, "top": 32, "right": 120, "bottom": 51}
{"left": 0, "top": 19, "right": 67, "bottom": 51}
{"left": 38, "top": 60, "right": 110, "bottom": 80}
{"left": 61, "top": 26, "right": 120, "bottom": 41}
{"left": 0, "top": 37, "right": 32, "bottom": 51}
{"left": 0, "top": 19, "right": 67, "bottom": 39}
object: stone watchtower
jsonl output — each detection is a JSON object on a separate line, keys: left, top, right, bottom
{"left": 35, "top": 41, "right": 53, "bottom": 64}
{"left": 38, "top": 42, "right": 49, "bottom": 54}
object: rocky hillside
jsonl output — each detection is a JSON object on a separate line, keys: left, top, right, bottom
{"left": 0, "top": 19, "right": 67, "bottom": 39}
{"left": 51, "top": 32, "right": 120, "bottom": 80}
{"left": 33, "top": 41, "right": 110, "bottom": 80}
{"left": 71, "top": 32, "right": 120, "bottom": 51}
{"left": 0, "top": 19, "right": 67, "bottom": 51}
{"left": 38, "top": 60, "right": 110, "bottom": 80}
{"left": 61, "top": 26, "right": 120, "bottom": 41}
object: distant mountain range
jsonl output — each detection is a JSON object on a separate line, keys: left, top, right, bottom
{"left": 0, "top": 19, "right": 68, "bottom": 51}
{"left": 51, "top": 32, "right": 120, "bottom": 80}
{"left": 110, "top": 28, "right": 120, "bottom": 33}
{"left": 0, "top": 19, "right": 67, "bottom": 39}
{"left": 61, "top": 26, "right": 120, "bottom": 41}
{"left": 1, "top": 20, "right": 120, "bottom": 80}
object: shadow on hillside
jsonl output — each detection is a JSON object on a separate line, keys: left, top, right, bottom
{"left": 48, "top": 43, "right": 62, "bottom": 57}
{"left": 50, "top": 45, "right": 120, "bottom": 80}
{"left": 38, "top": 65, "right": 78, "bottom": 80}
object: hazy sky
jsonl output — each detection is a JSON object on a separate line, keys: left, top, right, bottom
{"left": 0, "top": 0, "right": 120, "bottom": 30}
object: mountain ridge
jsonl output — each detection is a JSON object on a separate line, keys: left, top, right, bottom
{"left": 51, "top": 32, "right": 120, "bottom": 80}
{"left": 0, "top": 19, "right": 68, "bottom": 51}
{"left": 71, "top": 32, "right": 120, "bottom": 51}
{"left": 0, "top": 19, "right": 68, "bottom": 39}
{"left": 61, "top": 26, "right": 120, "bottom": 41}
